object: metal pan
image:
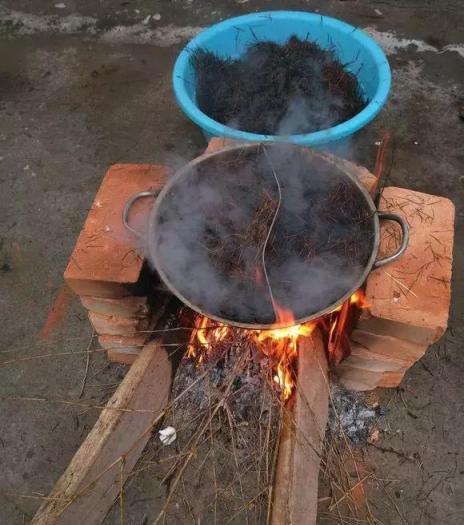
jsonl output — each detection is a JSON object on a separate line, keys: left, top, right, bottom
{"left": 123, "top": 143, "right": 408, "bottom": 329}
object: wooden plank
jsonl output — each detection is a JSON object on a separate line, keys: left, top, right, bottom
{"left": 31, "top": 341, "right": 172, "bottom": 525}
{"left": 270, "top": 402, "right": 295, "bottom": 525}
{"left": 271, "top": 328, "right": 329, "bottom": 525}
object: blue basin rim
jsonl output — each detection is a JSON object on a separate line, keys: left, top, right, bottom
{"left": 173, "top": 11, "right": 391, "bottom": 146}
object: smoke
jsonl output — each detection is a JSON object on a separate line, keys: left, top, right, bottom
{"left": 273, "top": 55, "right": 348, "bottom": 136}
{"left": 146, "top": 144, "right": 373, "bottom": 326}
{"left": 276, "top": 94, "right": 346, "bottom": 136}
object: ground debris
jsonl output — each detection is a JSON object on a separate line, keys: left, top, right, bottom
{"left": 151, "top": 336, "right": 281, "bottom": 524}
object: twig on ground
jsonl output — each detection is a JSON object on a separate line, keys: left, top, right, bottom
{"left": 119, "top": 456, "right": 125, "bottom": 525}
{"left": 79, "top": 331, "right": 94, "bottom": 399}
{"left": 367, "top": 443, "right": 415, "bottom": 463}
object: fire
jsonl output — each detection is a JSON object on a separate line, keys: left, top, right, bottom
{"left": 253, "top": 300, "right": 316, "bottom": 399}
{"left": 253, "top": 321, "right": 316, "bottom": 400}
{"left": 350, "top": 290, "right": 370, "bottom": 308}
{"left": 186, "top": 290, "right": 368, "bottom": 401}
{"left": 328, "top": 290, "right": 370, "bottom": 364}
{"left": 186, "top": 316, "right": 231, "bottom": 364}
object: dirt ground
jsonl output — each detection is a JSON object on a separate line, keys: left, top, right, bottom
{"left": 0, "top": 1, "right": 463, "bottom": 524}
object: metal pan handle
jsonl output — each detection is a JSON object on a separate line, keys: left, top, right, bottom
{"left": 373, "top": 212, "right": 409, "bottom": 269}
{"left": 122, "top": 190, "right": 160, "bottom": 238}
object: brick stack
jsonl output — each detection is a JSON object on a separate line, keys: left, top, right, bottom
{"left": 336, "top": 187, "right": 455, "bottom": 390}
{"left": 64, "top": 143, "right": 454, "bottom": 388}
{"left": 64, "top": 163, "right": 169, "bottom": 365}
{"left": 64, "top": 140, "right": 379, "bottom": 367}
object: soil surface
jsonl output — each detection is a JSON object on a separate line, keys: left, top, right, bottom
{"left": 0, "top": 1, "right": 463, "bottom": 525}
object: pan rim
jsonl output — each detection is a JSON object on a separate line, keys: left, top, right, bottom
{"left": 148, "top": 142, "right": 379, "bottom": 329}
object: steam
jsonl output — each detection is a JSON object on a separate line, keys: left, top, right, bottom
{"left": 276, "top": 95, "right": 345, "bottom": 136}
{"left": 146, "top": 144, "right": 373, "bottom": 326}
{"left": 192, "top": 36, "right": 366, "bottom": 136}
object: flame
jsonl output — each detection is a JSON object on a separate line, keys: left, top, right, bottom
{"left": 251, "top": 300, "right": 317, "bottom": 400}
{"left": 187, "top": 316, "right": 231, "bottom": 364}
{"left": 328, "top": 289, "right": 369, "bottom": 363}
{"left": 186, "top": 290, "right": 368, "bottom": 401}
{"left": 350, "top": 290, "right": 370, "bottom": 308}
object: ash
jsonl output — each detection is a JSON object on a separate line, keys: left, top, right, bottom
{"left": 328, "top": 381, "right": 385, "bottom": 444}
{"left": 173, "top": 335, "right": 279, "bottom": 422}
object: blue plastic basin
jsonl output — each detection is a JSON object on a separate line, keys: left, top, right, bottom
{"left": 173, "top": 11, "right": 391, "bottom": 148}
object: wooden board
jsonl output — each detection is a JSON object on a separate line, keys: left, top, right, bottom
{"left": 31, "top": 341, "right": 172, "bottom": 525}
{"left": 271, "top": 328, "right": 329, "bottom": 525}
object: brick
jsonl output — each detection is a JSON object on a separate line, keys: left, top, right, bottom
{"left": 81, "top": 296, "right": 149, "bottom": 318}
{"left": 377, "top": 371, "right": 406, "bottom": 388}
{"left": 337, "top": 362, "right": 406, "bottom": 391}
{"left": 107, "top": 349, "right": 139, "bottom": 365}
{"left": 356, "top": 315, "right": 435, "bottom": 346}
{"left": 336, "top": 329, "right": 428, "bottom": 391}
{"left": 205, "top": 137, "right": 240, "bottom": 154}
{"left": 350, "top": 329, "right": 427, "bottom": 366}
{"left": 88, "top": 312, "right": 151, "bottom": 336}
{"left": 99, "top": 334, "right": 145, "bottom": 365}
{"left": 64, "top": 279, "right": 130, "bottom": 299}
{"left": 102, "top": 335, "right": 146, "bottom": 365}
{"left": 343, "top": 348, "right": 406, "bottom": 373}
{"left": 363, "top": 187, "right": 454, "bottom": 344}
{"left": 98, "top": 334, "right": 147, "bottom": 351}
{"left": 64, "top": 163, "right": 169, "bottom": 298}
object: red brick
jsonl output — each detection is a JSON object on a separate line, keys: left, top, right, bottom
{"left": 88, "top": 312, "right": 151, "bottom": 336}
{"left": 350, "top": 329, "right": 427, "bottom": 366}
{"left": 377, "top": 371, "right": 406, "bottom": 388}
{"left": 102, "top": 335, "right": 146, "bottom": 366}
{"left": 343, "top": 347, "right": 406, "bottom": 373}
{"left": 336, "top": 329, "right": 428, "bottom": 391}
{"left": 98, "top": 334, "right": 146, "bottom": 351}
{"left": 64, "top": 279, "right": 130, "bottom": 299}
{"left": 337, "top": 361, "right": 406, "bottom": 391}
{"left": 205, "top": 137, "right": 238, "bottom": 153}
{"left": 81, "top": 296, "right": 149, "bottom": 318}
{"left": 64, "top": 164, "right": 169, "bottom": 298}
{"left": 356, "top": 315, "right": 435, "bottom": 346}
{"left": 101, "top": 336, "right": 145, "bottom": 366}
{"left": 363, "top": 187, "right": 454, "bottom": 344}
{"left": 107, "top": 349, "right": 139, "bottom": 365}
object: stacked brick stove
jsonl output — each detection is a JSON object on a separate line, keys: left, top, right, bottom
{"left": 64, "top": 163, "right": 170, "bottom": 365}
{"left": 64, "top": 141, "right": 455, "bottom": 389}
{"left": 337, "top": 187, "right": 454, "bottom": 390}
